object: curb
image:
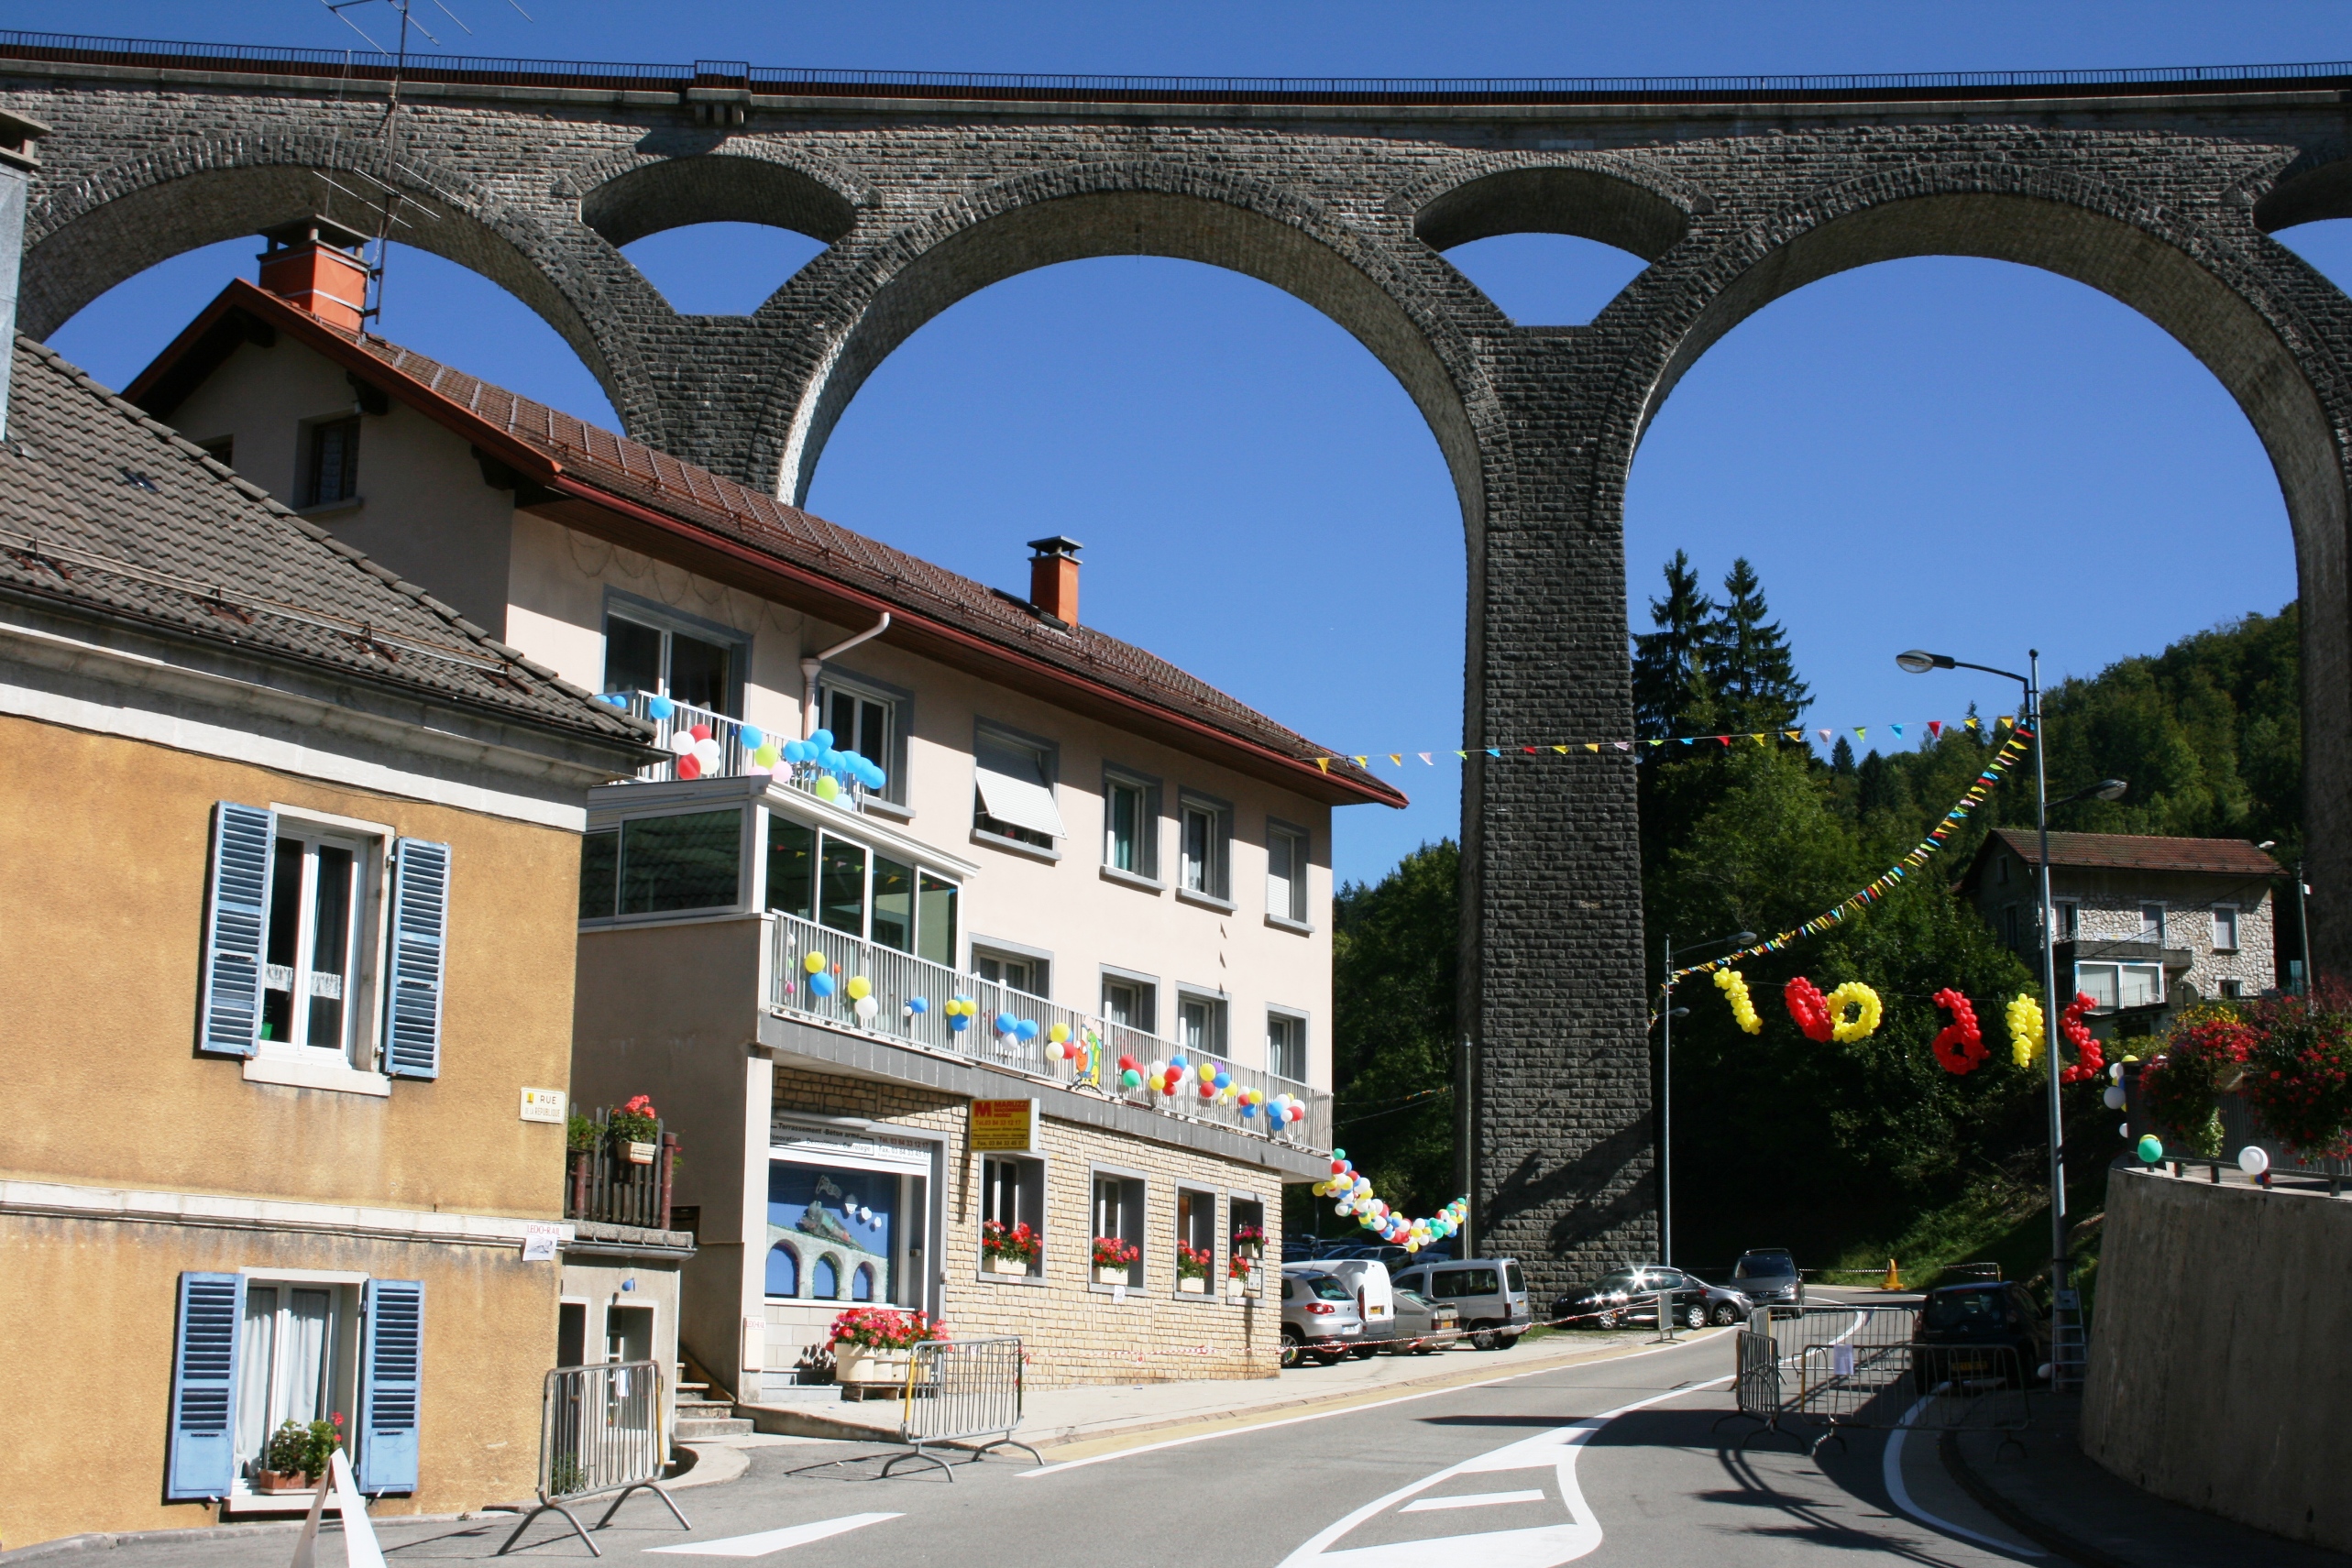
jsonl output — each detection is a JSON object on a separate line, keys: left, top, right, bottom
{"left": 1937, "top": 1429, "right": 2124, "bottom": 1568}
{"left": 0, "top": 1513, "right": 482, "bottom": 1566}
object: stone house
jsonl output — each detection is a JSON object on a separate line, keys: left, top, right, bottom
{"left": 123, "top": 227, "right": 1402, "bottom": 1400}
{"left": 1959, "top": 828, "right": 2282, "bottom": 1036}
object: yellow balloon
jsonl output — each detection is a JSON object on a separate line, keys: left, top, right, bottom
{"left": 1199, "top": 1062, "right": 1216, "bottom": 1083}
{"left": 846, "top": 976, "right": 871, "bottom": 1001}
{"left": 802, "top": 950, "right": 826, "bottom": 974}
{"left": 1049, "top": 1023, "right": 1070, "bottom": 1043}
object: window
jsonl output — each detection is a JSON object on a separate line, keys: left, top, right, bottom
{"left": 261, "top": 828, "right": 367, "bottom": 1058}
{"left": 2000, "top": 904, "right": 2020, "bottom": 949}
{"left": 821, "top": 683, "right": 895, "bottom": 765}
{"left": 764, "top": 817, "right": 815, "bottom": 919}
{"left": 1092, "top": 1172, "right": 1147, "bottom": 1288}
{"left": 974, "top": 946, "right": 1048, "bottom": 998}
{"left": 871, "top": 854, "right": 914, "bottom": 952}
{"left": 766, "top": 1163, "right": 903, "bottom": 1304}
{"left": 1267, "top": 1011, "right": 1307, "bottom": 1082}
{"left": 917, "top": 873, "right": 958, "bottom": 966}
{"left": 1179, "top": 795, "right": 1231, "bottom": 901}
{"left": 2076, "top": 960, "right": 2165, "bottom": 1012}
{"left": 974, "top": 726, "right": 1063, "bottom": 850}
{"left": 759, "top": 809, "right": 959, "bottom": 958}
{"left": 819, "top": 837, "right": 867, "bottom": 934}
{"left": 600, "top": 604, "right": 740, "bottom": 715}
{"left": 236, "top": 1281, "right": 346, "bottom": 1476}
{"left": 2221, "top": 979, "right": 2245, "bottom": 1000}
{"left": 1174, "top": 1188, "right": 1217, "bottom": 1297}
{"left": 1179, "top": 992, "right": 1228, "bottom": 1056}
{"left": 1229, "top": 1196, "right": 1267, "bottom": 1297}
{"left": 1267, "top": 822, "right": 1308, "bottom": 924}
{"left": 303, "top": 417, "right": 359, "bottom": 506}
{"left": 2213, "top": 905, "right": 2239, "bottom": 951}
{"left": 2056, "top": 900, "right": 2079, "bottom": 939}
{"left": 1996, "top": 854, "right": 2009, "bottom": 887}
{"left": 982, "top": 1155, "right": 1045, "bottom": 1280}
{"left": 579, "top": 809, "right": 743, "bottom": 919}
{"left": 1103, "top": 770, "right": 1158, "bottom": 879}
{"left": 2141, "top": 903, "right": 2167, "bottom": 944}
{"left": 1102, "top": 973, "right": 1157, "bottom": 1034}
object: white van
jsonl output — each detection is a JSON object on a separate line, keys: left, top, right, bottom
{"left": 1283, "top": 1257, "right": 1395, "bottom": 1354}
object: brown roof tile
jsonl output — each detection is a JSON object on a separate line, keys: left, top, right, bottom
{"left": 1988, "top": 828, "right": 2283, "bottom": 878}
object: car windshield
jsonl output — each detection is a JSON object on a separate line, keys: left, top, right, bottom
{"left": 1735, "top": 1254, "right": 1796, "bottom": 1277}
{"left": 1304, "top": 1275, "right": 1353, "bottom": 1302}
{"left": 1923, "top": 1289, "right": 2006, "bottom": 1329}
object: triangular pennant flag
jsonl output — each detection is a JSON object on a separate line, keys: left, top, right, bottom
{"left": 1352, "top": 756, "right": 1369, "bottom": 767}
{"left": 1613, "top": 740, "right": 1632, "bottom": 752}
{"left": 1854, "top": 727, "right": 1867, "bottom": 740}
{"left": 1928, "top": 720, "right": 1943, "bottom": 737}
{"left": 1786, "top": 730, "right": 1803, "bottom": 742}
{"left": 1522, "top": 746, "right": 1540, "bottom": 754}
{"left": 1457, "top": 751, "right": 1468, "bottom": 759}
{"left": 1486, "top": 749, "right": 1502, "bottom": 758}
{"left": 1817, "top": 729, "right": 1832, "bottom": 743}
{"left": 1315, "top": 758, "right": 1331, "bottom": 773}
{"left": 1390, "top": 754, "right": 1403, "bottom": 766}
{"left": 1585, "top": 742, "right": 1600, "bottom": 752}
{"left": 1554, "top": 745, "right": 1570, "bottom": 754}
{"left": 1647, "top": 739, "right": 1664, "bottom": 748}
{"left": 1418, "top": 752, "right": 1434, "bottom": 765}
{"left": 1752, "top": 733, "right": 1767, "bottom": 746}
{"left": 1891, "top": 723, "right": 1905, "bottom": 738}
{"left": 1716, "top": 735, "right": 1731, "bottom": 748}
{"left": 1965, "top": 718, "right": 1980, "bottom": 729}
{"left": 1679, "top": 738, "right": 1694, "bottom": 746}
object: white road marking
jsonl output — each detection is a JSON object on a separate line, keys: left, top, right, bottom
{"left": 1275, "top": 1375, "right": 1732, "bottom": 1567}
{"left": 1020, "top": 1332, "right": 1729, "bottom": 1478}
{"left": 1399, "top": 1489, "right": 1549, "bottom": 1513}
{"left": 1881, "top": 1398, "right": 2042, "bottom": 1558}
{"left": 644, "top": 1514, "right": 902, "bottom": 1557}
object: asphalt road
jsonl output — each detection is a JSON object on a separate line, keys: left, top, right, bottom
{"left": 109, "top": 1314, "right": 2056, "bottom": 1568}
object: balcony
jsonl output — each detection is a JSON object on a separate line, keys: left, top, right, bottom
{"left": 566, "top": 1109, "right": 678, "bottom": 1229}
{"left": 770, "top": 912, "right": 1332, "bottom": 1151}
{"left": 602, "top": 690, "right": 883, "bottom": 814}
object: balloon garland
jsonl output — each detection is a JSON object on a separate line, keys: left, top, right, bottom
{"left": 1714, "top": 969, "right": 1764, "bottom": 1035}
{"left": 2058, "top": 992, "right": 2105, "bottom": 1084}
{"left": 1929, "top": 988, "right": 1986, "bottom": 1075}
{"left": 1785, "top": 977, "right": 1836, "bottom": 1043}
{"left": 1826, "top": 981, "right": 1883, "bottom": 1043}
{"left": 1312, "top": 1149, "right": 1469, "bottom": 1254}
{"left": 2006, "top": 992, "right": 2045, "bottom": 1068}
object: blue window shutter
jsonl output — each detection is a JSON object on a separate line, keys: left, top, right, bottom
{"left": 200, "top": 804, "right": 274, "bottom": 1057}
{"left": 166, "top": 1272, "right": 245, "bottom": 1499}
{"left": 356, "top": 1278, "right": 424, "bottom": 1493}
{"left": 384, "top": 839, "right": 449, "bottom": 1079}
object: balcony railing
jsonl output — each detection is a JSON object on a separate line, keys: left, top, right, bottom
{"left": 769, "top": 912, "right": 1332, "bottom": 1151}
{"left": 604, "top": 690, "right": 878, "bottom": 811}
{"left": 566, "top": 1110, "right": 678, "bottom": 1230}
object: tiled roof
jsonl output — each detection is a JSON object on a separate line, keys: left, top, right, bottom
{"left": 1988, "top": 828, "right": 2283, "bottom": 878}
{"left": 2, "top": 335, "right": 654, "bottom": 753}
{"left": 129, "top": 281, "right": 1404, "bottom": 808}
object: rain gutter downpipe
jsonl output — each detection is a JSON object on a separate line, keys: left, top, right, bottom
{"left": 801, "top": 613, "right": 891, "bottom": 739}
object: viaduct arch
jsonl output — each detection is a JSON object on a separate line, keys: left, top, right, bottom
{"left": 15, "top": 39, "right": 2352, "bottom": 1288}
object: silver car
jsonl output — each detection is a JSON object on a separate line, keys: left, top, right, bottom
{"left": 1388, "top": 1288, "right": 1461, "bottom": 1354}
{"left": 1281, "top": 1269, "right": 1365, "bottom": 1366}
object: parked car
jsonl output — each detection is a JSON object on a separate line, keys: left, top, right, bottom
{"left": 1388, "top": 1288, "right": 1460, "bottom": 1354}
{"left": 1389, "top": 1257, "right": 1532, "bottom": 1350}
{"left": 1281, "top": 1269, "right": 1365, "bottom": 1366}
{"left": 1554, "top": 1266, "right": 1750, "bottom": 1330}
{"left": 1285, "top": 1257, "right": 1396, "bottom": 1355}
{"left": 1912, "top": 1281, "right": 2050, "bottom": 1388}
{"left": 1731, "top": 1247, "right": 1806, "bottom": 1306}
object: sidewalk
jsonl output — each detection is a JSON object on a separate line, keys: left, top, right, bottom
{"left": 1943, "top": 1395, "right": 2350, "bottom": 1568}
{"left": 736, "top": 1324, "right": 1701, "bottom": 1452}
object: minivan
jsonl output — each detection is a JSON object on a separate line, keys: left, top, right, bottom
{"left": 1390, "top": 1256, "right": 1532, "bottom": 1350}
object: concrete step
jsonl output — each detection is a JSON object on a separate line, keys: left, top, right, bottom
{"left": 674, "top": 1416, "right": 754, "bottom": 1439}
{"left": 675, "top": 1400, "right": 734, "bottom": 1419}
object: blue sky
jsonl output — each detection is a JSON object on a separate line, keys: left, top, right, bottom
{"left": 33, "top": 3, "right": 2352, "bottom": 883}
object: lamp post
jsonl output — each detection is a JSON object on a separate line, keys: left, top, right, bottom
{"left": 1659, "top": 927, "right": 1754, "bottom": 1267}
{"left": 1897, "top": 649, "right": 2124, "bottom": 1343}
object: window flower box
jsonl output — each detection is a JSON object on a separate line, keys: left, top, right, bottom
{"left": 990, "top": 1255, "right": 1032, "bottom": 1277}
{"left": 254, "top": 1470, "right": 319, "bottom": 1496}
{"left": 828, "top": 1306, "right": 946, "bottom": 1391}
{"left": 624, "top": 1141, "right": 656, "bottom": 1165}
{"left": 1093, "top": 1234, "right": 1139, "bottom": 1287}
{"left": 834, "top": 1346, "right": 913, "bottom": 1387}
{"left": 1176, "top": 1242, "right": 1213, "bottom": 1294}
{"left": 982, "top": 1220, "right": 1041, "bottom": 1278}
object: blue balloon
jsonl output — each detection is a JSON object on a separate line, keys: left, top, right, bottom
{"left": 790, "top": 740, "right": 816, "bottom": 764}
{"left": 869, "top": 766, "right": 889, "bottom": 790}
{"left": 819, "top": 748, "right": 844, "bottom": 771}
{"left": 1015, "top": 1019, "right": 1039, "bottom": 1042}
{"left": 949, "top": 1013, "right": 971, "bottom": 1032}
{"left": 599, "top": 692, "right": 630, "bottom": 707}
{"left": 809, "top": 728, "right": 834, "bottom": 750}
{"left": 1170, "top": 1055, "right": 1189, "bottom": 1072}
{"left": 647, "top": 695, "right": 676, "bottom": 720}
{"left": 740, "top": 725, "right": 765, "bottom": 750}
{"left": 1241, "top": 1102, "right": 1258, "bottom": 1118}
{"left": 995, "top": 1012, "right": 1019, "bottom": 1036}
{"left": 1214, "top": 1070, "right": 1232, "bottom": 1089}
{"left": 907, "top": 996, "right": 929, "bottom": 1014}
{"left": 808, "top": 972, "right": 837, "bottom": 997}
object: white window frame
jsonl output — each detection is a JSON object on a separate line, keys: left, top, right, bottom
{"left": 599, "top": 590, "right": 749, "bottom": 718}
{"left": 1101, "top": 968, "right": 1159, "bottom": 1035}
{"left": 2054, "top": 899, "right": 2079, "bottom": 940}
{"left": 2076, "top": 959, "right": 2166, "bottom": 1013}
{"left": 2212, "top": 904, "right": 2240, "bottom": 952}
{"left": 1266, "top": 819, "right": 1310, "bottom": 928}
{"left": 232, "top": 1275, "right": 360, "bottom": 1493}
{"left": 1177, "top": 990, "right": 1229, "bottom": 1057}
{"left": 973, "top": 721, "right": 1063, "bottom": 856}
{"left": 1266, "top": 1008, "right": 1308, "bottom": 1084}
{"left": 1101, "top": 766, "right": 1161, "bottom": 886}
{"left": 254, "top": 806, "right": 392, "bottom": 1080}
{"left": 1177, "top": 791, "right": 1233, "bottom": 907}
{"left": 980, "top": 1154, "right": 1048, "bottom": 1286}
{"left": 816, "top": 668, "right": 911, "bottom": 807}
{"left": 973, "top": 938, "right": 1051, "bottom": 1001}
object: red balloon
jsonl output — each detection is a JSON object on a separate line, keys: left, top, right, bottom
{"left": 676, "top": 754, "right": 702, "bottom": 780}
{"left": 689, "top": 722, "right": 712, "bottom": 741}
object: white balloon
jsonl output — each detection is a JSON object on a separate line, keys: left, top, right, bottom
{"left": 694, "top": 737, "right": 722, "bottom": 768}
{"left": 2118, "top": 1122, "right": 2131, "bottom": 1138}
{"left": 2239, "top": 1146, "right": 2270, "bottom": 1177}
{"left": 2102, "top": 1085, "right": 2126, "bottom": 1110}
{"left": 853, "top": 993, "right": 879, "bottom": 1020}
{"left": 665, "top": 730, "right": 696, "bottom": 756}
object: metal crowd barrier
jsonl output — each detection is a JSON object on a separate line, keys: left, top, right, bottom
{"left": 885, "top": 1337, "right": 1041, "bottom": 1480}
{"left": 1716, "top": 1304, "right": 2033, "bottom": 1456}
{"left": 498, "top": 1361, "right": 689, "bottom": 1556}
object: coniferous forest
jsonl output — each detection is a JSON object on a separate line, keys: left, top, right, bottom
{"left": 1324, "top": 560, "right": 2303, "bottom": 1285}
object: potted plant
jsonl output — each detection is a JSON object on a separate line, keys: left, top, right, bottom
{"left": 829, "top": 1307, "right": 947, "bottom": 1388}
{"left": 1175, "top": 1242, "right": 1214, "bottom": 1294}
{"left": 982, "top": 1219, "right": 1040, "bottom": 1277}
{"left": 256, "top": 1413, "right": 342, "bottom": 1493}
{"left": 609, "top": 1094, "right": 660, "bottom": 1165}
{"left": 2240, "top": 983, "right": 2352, "bottom": 1161}
{"left": 1227, "top": 1232, "right": 1264, "bottom": 1294}
{"left": 1093, "top": 1235, "right": 1139, "bottom": 1286}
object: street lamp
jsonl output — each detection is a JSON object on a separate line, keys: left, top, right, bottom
{"left": 1659, "top": 928, "right": 1753, "bottom": 1267}
{"left": 1898, "top": 647, "right": 2125, "bottom": 1377}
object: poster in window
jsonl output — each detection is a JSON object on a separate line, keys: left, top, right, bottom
{"left": 766, "top": 1163, "right": 895, "bottom": 1302}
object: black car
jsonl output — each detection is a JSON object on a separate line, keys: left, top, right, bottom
{"left": 1555, "top": 1266, "right": 1751, "bottom": 1331}
{"left": 1912, "top": 1282, "right": 2050, "bottom": 1388}
{"left": 1731, "top": 1247, "right": 1805, "bottom": 1307}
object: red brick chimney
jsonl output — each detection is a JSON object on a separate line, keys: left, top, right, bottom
{"left": 1027, "top": 535, "right": 1083, "bottom": 626}
{"left": 256, "top": 216, "right": 372, "bottom": 333}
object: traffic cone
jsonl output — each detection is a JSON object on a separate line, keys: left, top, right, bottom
{"left": 1881, "top": 1257, "right": 1903, "bottom": 1290}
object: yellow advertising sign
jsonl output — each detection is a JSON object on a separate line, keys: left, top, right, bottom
{"left": 971, "top": 1098, "right": 1040, "bottom": 1154}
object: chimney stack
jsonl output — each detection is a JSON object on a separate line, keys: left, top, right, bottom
{"left": 1027, "top": 535, "right": 1083, "bottom": 627}
{"left": 257, "top": 215, "right": 372, "bottom": 333}
{"left": 0, "top": 104, "right": 53, "bottom": 443}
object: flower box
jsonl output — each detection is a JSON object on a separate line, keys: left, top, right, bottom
{"left": 625, "top": 1140, "right": 657, "bottom": 1166}
{"left": 1178, "top": 1277, "right": 1208, "bottom": 1294}
{"left": 254, "top": 1470, "right": 319, "bottom": 1496}
{"left": 988, "top": 1255, "right": 1031, "bottom": 1278}
{"left": 1094, "top": 1265, "right": 1131, "bottom": 1286}
{"left": 834, "top": 1347, "right": 911, "bottom": 1387}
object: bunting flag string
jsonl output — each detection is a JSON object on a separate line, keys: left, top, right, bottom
{"left": 1313, "top": 715, "right": 2017, "bottom": 773}
{"left": 1663, "top": 725, "right": 2036, "bottom": 985}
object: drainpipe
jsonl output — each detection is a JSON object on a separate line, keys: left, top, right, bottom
{"left": 799, "top": 613, "right": 891, "bottom": 739}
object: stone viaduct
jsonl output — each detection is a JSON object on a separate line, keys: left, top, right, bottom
{"left": 11, "top": 36, "right": 2352, "bottom": 1285}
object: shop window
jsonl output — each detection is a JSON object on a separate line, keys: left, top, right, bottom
{"left": 852, "top": 1265, "right": 875, "bottom": 1302}
{"left": 1092, "top": 1172, "right": 1147, "bottom": 1289}
{"left": 768, "top": 1163, "right": 901, "bottom": 1304}
{"left": 1174, "top": 1188, "right": 1217, "bottom": 1297}
{"left": 983, "top": 1155, "right": 1045, "bottom": 1280}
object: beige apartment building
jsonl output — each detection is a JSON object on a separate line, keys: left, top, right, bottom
{"left": 127, "top": 230, "right": 1401, "bottom": 1398}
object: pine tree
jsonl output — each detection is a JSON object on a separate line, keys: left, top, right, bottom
{"left": 1831, "top": 735, "right": 1857, "bottom": 775}
{"left": 1631, "top": 551, "right": 1717, "bottom": 738}
{"left": 1706, "top": 557, "right": 1812, "bottom": 735}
